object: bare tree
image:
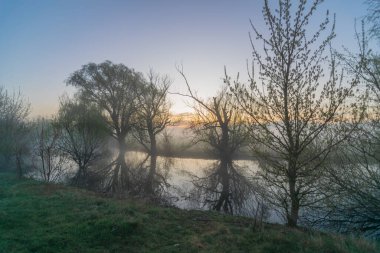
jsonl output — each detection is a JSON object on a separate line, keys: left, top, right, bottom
{"left": 31, "top": 118, "right": 67, "bottom": 183}
{"left": 318, "top": 129, "right": 380, "bottom": 237}
{"left": 337, "top": 21, "right": 380, "bottom": 103}
{"left": 177, "top": 67, "right": 251, "bottom": 214}
{"left": 318, "top": 20, "right": 380, "bottom": 237}
{"left": 56, "top": 94, "right": 109, "bottom": 188}
{"left": 228, "top": 0, "right": 363, "bottom": 227}
{"left": 66, "top": 61, "right": 144, "bottom": 192}
{"left": 0, "top": 87, "right": 30, "bottom": 178}
{"left": 132, "top": 70, "right": 172, "bottom": 197}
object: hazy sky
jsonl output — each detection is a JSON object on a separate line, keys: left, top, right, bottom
{"left": 0, "top": 0, "right": 371, "bottom": 117}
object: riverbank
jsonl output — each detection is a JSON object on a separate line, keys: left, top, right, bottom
{"left": 0, "top": 173, "right": 378, "bottom": 253}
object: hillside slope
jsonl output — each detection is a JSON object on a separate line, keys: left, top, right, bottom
{"left": 0, "top": 174, "right": 378, "bottom": 253}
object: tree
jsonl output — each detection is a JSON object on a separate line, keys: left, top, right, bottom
{"left": 66, "top": 61, "right": 144, "bottom": 192}
{"left": 31, "top": 118, "right": 67, "bottom": 183}
{"left": 132, "top": 70, "right": 172, "bottom": 197}
{"left": 319, "top": 128, "right": 380, "bottom": 237}
{"left": 228, "top": 0, "right": 362, "bottom": 226}
{"left": 366, "top": 0, "right": 380, "bottom": 41}
{"left": 177, "top": 67, "right": 251, "bottom": 214}
{"left": 56, "top": 94, "right": 109, "bottom": 188}
{"left": 337, "top": 21, "right": 380, "bottom": 103}
{"left": 318, "top": 18, "right": 380, "bottom": 237}
{"left": 0, "top": 87, "right": 30, "bottom": 178}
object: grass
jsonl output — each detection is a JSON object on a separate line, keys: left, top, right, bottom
{"left": 0, "top": 173, "right": 378, "bottom": 253}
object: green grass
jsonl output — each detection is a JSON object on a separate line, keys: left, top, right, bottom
{"left": 0, "top": 173, "right": 378, "bottom": 253}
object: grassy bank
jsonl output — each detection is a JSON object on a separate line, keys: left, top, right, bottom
{"left": 0, "top": 173, "right": 378, "bottom": 253}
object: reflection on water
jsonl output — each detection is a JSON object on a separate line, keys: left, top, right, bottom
{"left": 125, "top": 151, "right": 282, "bottom": 223}
{"left": 30, "top": 150, "right": 278, "bottom": 222}
{"left": 125, "top": 151, "right": 260, "bottom": 209}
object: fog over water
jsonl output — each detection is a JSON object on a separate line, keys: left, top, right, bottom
{"left": 124, "top": 151, "right": 282, "bottom": 223}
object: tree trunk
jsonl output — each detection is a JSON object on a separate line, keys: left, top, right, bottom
{"left": 214, "top": 124, "right": 232, "bottom": 213}
{"left": 145, "top": 130, "right": 157, "bottom": 195}
{"left": 15, "top": 151, "right": 22, "bottom": 179}
{"left": 112, "top": 136, "right": 129, "bottom": 192}
{"left": 287, "top": 165, "right": 299, "bottom": 227}
{"left": 214, "top": 159, "right": 231, "bottom": 213}
{"left": 75, "top": 164, "right": 86, "bottom": 187}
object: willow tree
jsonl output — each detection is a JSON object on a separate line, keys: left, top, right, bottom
{"left": 229, "top": 0, "right": 363, "bottom": 226}
{"left": 177, "top": 67, "right": 251, "bottom": 214}
{"left": 56, "top": 95, "right": 108, "bottom": 188}
{"left": 67, "top": 61, "right": 144, "bottom": 192}
{"left": 133, "top": 71, "right": 172, "bottom": 197}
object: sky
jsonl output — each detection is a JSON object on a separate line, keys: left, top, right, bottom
{"left": 0, "top": 0, "right": 373, "bottom": 117}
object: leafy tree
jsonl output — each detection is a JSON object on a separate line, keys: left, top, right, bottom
{"left": 0, "top": 87, "right": 30, "bottom": 178}
{"left": 66, "top": 61, "right": 144, "bottom": 192}
{"left": 228, "top": 0, "right": 363, "bottom": 226}
{"left": 56, "top": 94, "right": 109, "bottom": 188}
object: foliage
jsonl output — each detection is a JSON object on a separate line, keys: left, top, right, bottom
{"left": 67, "top": 61, "right": 144, "bottom": 141}
{"left": 66, "top": 61, "right": 145, "bottom": 192}
{"left": 228, "top": 0, "right": 364, "bottom": 227}
{"left": 0, "top": 87, "right": 30, "bottom": 176}
{"left": 56, "top": 94, "right": 109, "bottom": 188}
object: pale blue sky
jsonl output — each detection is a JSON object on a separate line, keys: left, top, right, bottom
{"left": 0, "top": 0, "right": 372, "bottom": 116}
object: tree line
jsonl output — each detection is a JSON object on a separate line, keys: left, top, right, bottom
{"left": 1, "top": 0, "right": 380, "bottom": 237}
